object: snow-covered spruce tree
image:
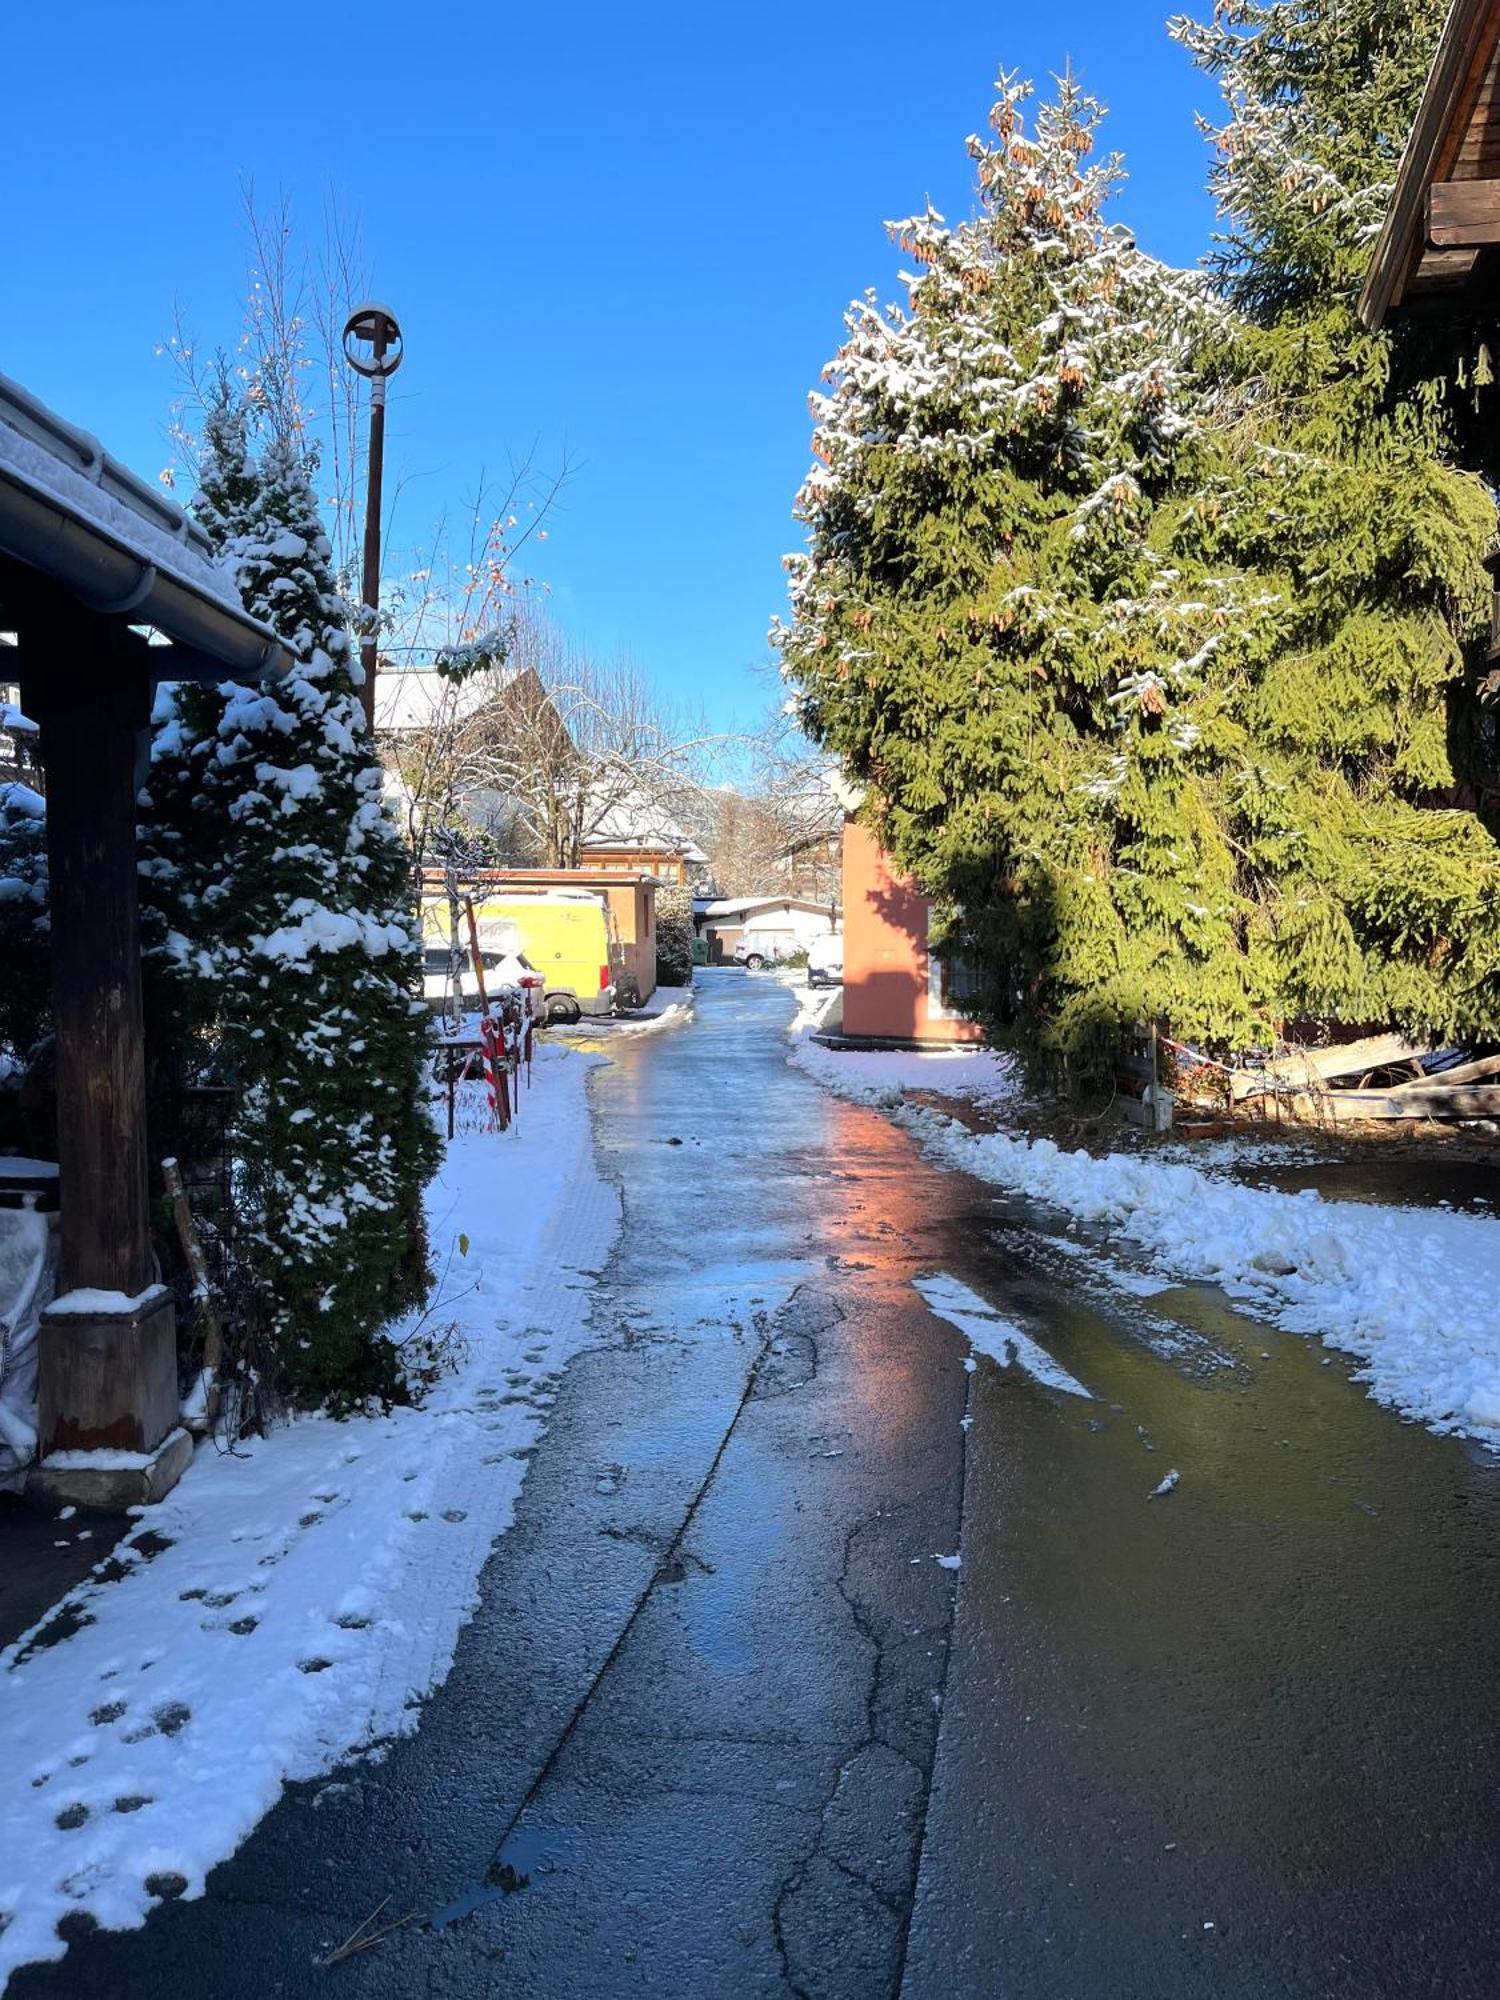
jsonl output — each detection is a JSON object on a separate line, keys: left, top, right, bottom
{"left": 1169, "top": 0, "right": 1449, "bottom": 321}
{"left": 775, "top": 73, "right": 1500, "bottom": 1079}
{"left": 141, "top": 389, "right": 439, "bottom": 1406}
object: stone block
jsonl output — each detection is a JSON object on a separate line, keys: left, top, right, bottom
{"left": 29, "top": 1424, "right": 193, "bottom": 1511}
{"left": 37, "top": 1285, "right": 178, "bottom": 1456}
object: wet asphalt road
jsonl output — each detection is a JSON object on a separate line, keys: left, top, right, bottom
{"left": 15, "top": 970, "right": 1500, "bottom": 1997}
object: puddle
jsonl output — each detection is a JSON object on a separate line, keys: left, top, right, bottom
{"left": 431, "top": 1823, "right": 584, "bottom": 1926}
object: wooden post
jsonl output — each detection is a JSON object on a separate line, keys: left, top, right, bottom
{"left": 20, "top": 623, "right": 154, "bottom": 1296}
{"left": 18, "top": 612, "right": 187, "bottom": 1497}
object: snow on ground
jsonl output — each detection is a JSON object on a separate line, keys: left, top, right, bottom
{"left": 916, "top": 1272, "right": 1093, "bottom": 1399}
{"left": 550, "top": 983, "right": 697, "bottom": 1039}
{"left": 0, "top": 1040, "right": 619, "bottom": 1987}
{"left": 792, "top": 1008, "right": 1500, "bottom": 1448}
{"left": 785, "top": 983, "right": 1021, "bottom": 1109}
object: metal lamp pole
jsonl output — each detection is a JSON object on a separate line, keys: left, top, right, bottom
{"left": 342, "top": 303, "right": 404, "bottom": 732}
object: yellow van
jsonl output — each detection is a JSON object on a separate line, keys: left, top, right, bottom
{"left": 422, "top": 891, "right": 614, "bottom": 1025}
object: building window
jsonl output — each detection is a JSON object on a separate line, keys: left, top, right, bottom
{"left": 926, "top": 908, "right": 979, "bottom": 1021}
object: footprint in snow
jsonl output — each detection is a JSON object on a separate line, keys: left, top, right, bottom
{"left": 120, "top": 1702, "right": 189, "bottom": 1744}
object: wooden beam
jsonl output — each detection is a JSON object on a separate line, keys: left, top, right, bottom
{"left": 1282, "top": 1084, "right": 1500, "bottom": 1122}
{"left": 4, "top": 628, "right": 242, "bottom": 698}
{"left": 1230, "top": 1033, "right": 1430, "bottom": 1102}
{"left": 18, "top": 610, "right": 155, "bottom": 1296}
{"left": 1359, "top": 0, "right": 1500, "bottom": 325}
{"left": 1427, "top": 177, "right": 1500, "bottom": 244}
{"left": 1407, "top": 246, "right": 1484, "bottom": 291}
{"left": 1388, "top": 1049, "right": 1500, "bottom": 1090}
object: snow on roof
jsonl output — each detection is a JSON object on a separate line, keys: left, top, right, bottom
{"left": 697, "top": 894, "right": 837, "bottom": 919}
{"left": 581, "top": 779, "right": 707, "bottom": 861}
{"left": 374, "top": 666, "right": 515, "bottom": 733}
{"left": 0, "top": 371, "right": 245, "bottom": 615}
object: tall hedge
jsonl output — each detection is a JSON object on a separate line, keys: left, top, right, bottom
{"left": 774, "top": 69, "right": 1500, "bottom": 1078}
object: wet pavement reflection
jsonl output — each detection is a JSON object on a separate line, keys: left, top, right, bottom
{"left": 15, "top": 967, "right": 1500, "bottom": 1999}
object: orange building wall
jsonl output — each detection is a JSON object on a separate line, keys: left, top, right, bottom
{"left": 840, "top": 822, "right": 982, "bottom": 1045}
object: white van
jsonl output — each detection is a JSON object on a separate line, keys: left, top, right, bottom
{"left": 806, "top": 932, "right": 844, "bottom": 989}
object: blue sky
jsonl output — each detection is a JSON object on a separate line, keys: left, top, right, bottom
{"left": 4, "top": 3, "right": 1217, "bottom": 736}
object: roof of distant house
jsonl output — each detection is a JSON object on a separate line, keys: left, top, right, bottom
{"left": 581, "top": 780, "right": 708, "bottom": 863}
{"left": 696, "top": 894, "right": 839, "bottom": 921}
{"left": 374, "top": 665, "right": 516, "bottom": 733}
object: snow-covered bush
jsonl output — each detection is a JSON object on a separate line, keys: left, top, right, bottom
{"left": 141, "top": 390, "right": 440, "bottom": 1407}
{"left": 654, "top": 883, "right": 696, "bottom": 988}
{"left": 0, "top": 781, "right": 50, "bottom": 1137}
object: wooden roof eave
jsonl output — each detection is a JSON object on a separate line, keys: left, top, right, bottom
{"left": 1359, "top": 0, "right": 1500, "bottom": 328}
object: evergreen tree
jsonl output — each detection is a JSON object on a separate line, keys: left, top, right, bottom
{"left": 1169, "top": 0, "right": 1448, "bottom": 318}
{"left": 0, "top": 778, "right": 49, "bottom": 1088}
{"left": 654, "top": 883, "right": 696, "bottom": 987}
{"left": 775, "top": 72, "right": 1500, "bottom": 1078}
{"left": 141, "top": 389, "right": 439, "bottom": 1405}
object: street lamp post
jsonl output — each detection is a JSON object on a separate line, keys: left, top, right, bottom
{"left": 342, "top": 302, "right": 404, "bottom": 732}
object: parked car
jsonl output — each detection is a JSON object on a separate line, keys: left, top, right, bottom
{"left": 806, "top": 932, "right": 844, "bottom": 988}
{"left": 733, "top": 928, "right": 800, "bottom": 971}
{"left": 421, "top": 944, "right": 499, "bottom": 1010}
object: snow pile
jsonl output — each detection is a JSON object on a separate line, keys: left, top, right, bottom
{"left": 784, "top": 984, "right": 1019, "bottom": 1111}
{"left": 893, "top": 1097, "right": 1500, "bottom": 1446}
{"left": 0, "top": 1041, "right": 618, "bottom": 1984}
{"left": 250, "top": 900, "right": 412, "bottom": 966}
{"left": 552, "top": 986, "right": 697, "bottom": 1039}
{"left": 46, "top": 1284, "right": 167, "bottom": 1319}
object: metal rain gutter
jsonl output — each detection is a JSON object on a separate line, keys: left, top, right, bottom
{"left": 0, "top": 371, "right": 289, "bottom": 680}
